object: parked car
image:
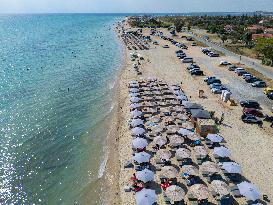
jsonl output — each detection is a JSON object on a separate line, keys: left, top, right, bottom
{"left": 191, "top": 42, "right": 197, "bottom": 46}
{"left": 267, "top": 92, "right": 273, "bottom": 100}
{"left": 207, "top": 78, "right": 221, "bottom": 85}
{"left": 163, "top": 45, "right": 169, "bottom": 48}
{"left": 191, "top": 70, "right": 204, "bottom": 75}
{"left": 186, "top": 37, "right": 194, "bottom": 41}
{"left": 211, "top": 86, "right": 229, "bottom": 94}
{"left": 153, "top": 41, "right": 159, "bottom": 45}
{"left": 188, "top": 68, "right": 201, "bottom": 73}
{"left": 209, "top": 53, "right": 220, "bottom": 57}
{"left": 220, "top": 61, "right": 231, "bottom": 66}
{"left": 245, "top": 77, "right": 261, "bottom": 83}
{"left": 251, "top": 81, "right": 267, "bottom": 88}
{"left": 175, "top": 50, "right": 184, "bottom": 54}
{"left": 202, "top": 48, "right": 210, "bottom": 54}
{"left": 235, "top": 68, "right": 245, "bottom": 73}
{"left": 187, "top": 64, "right": 200, "bottom": 70}
{"left": 243, "top": 108, "right": 264, "bottom": 117}
{"left": 210, "top": 83, "right": 222, "bottom": 89}
{"left": 242, "top": 73, "right": 253, "bottom": 79}
{"left": 182, "top": 57, "right": 193, "bottom": 63}
{"left": 240, "top": 100, "right": 260, "bottom": 109}
{"left": 228, "top": 65, "right": 237, "bottom": 71}
{"left": 236, "top": 70, "right": 248, "bottom": 76}
{"left": 204, "top": 76, "right": 216, "bottom": 82}
{"left": 241, "top": 114, "right": 263, "bottom": 125}
{"left": 264, "top": 87, "right": 273, "bottom": 95}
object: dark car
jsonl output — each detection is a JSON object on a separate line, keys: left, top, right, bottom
{"left": 240, "top": 100, "right": 260, "bottom": 109}
{"left": 207, "top": 78, "right": 221, "bottom": 85}
{"left": 187, "top": 64, "right": 200, "bottom": 70}
{"left": 204, "top": 76, "right": 216, "bottom": 82}
{"left": 245, "top": 77, "right": 261, "bottom": 83}
{"left": 251, "top": 81, "right": 267, "bottom": 88}
{"left": 267, "top": 92, "right": 273, "bottom": 100}
{"left": 243, "top": 108, "right": 263, "bottom": 117}
{"left": 208, "top": 52, "right": 220, "bottom": 57}
{"left": 241, "top": 114, "right": 263, "bottom": 125}
{"left": 175, "top": 50, "right": 184, "bottom": 54}
{"left": 191, "top": 70, "right": 204, "bottom": 76}
{"left": 237, "top": 70, "right": 248, "bottom": 76}
{"left": 228, "top": 65, "right": 237, "bottom": 71}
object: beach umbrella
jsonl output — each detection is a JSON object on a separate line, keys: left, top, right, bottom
{"left": 130, "top": 97, "right": 141, "bottom": 103}
{"left": 191, "top": 109, "right": 211, "bottom": 119}
{"left": 175, "top": 148, "right": 191, "bottom": 160}
{"left": 184, "top": 102, "right": 203, "bottom": 109}
{"left": 129, "top": 80, "right": 138, "bottom": 84}
{"left": 150, "top": 126, "right": 163, "bottom": 134}
{"left": 213, "top": 146, "right": 231, "bottom": 158}
{"left": 136, "top": 169, "right": 155, "bottom": 183}
{"left": 178, "top": 128, "right": 194, "bottom": 136}
{"left": 177, "top": 95, "right": 188, "bottom": 101}
{"left": 221, "top": 162, "right": 241, "bottom": 174}
{"left": 133, "top": 152, "right": 151, "bottom": 163}
{"left": 237, "top": 182, "right": 261, "bottom": 201}
{"left": 188, "top": 184, "right": 210, "bottom": 200}
{"left": 161, "top": 166, "right": 178, "bottom": 179}
{"left": 165, "top": 185, "right": 185, "bottom": 202}
{"left": 200, "top": 161, "right": 220, "bottom": 174}
{"left": 129, "top": 83, "right": 139, "bottom": 88}
{"left": 130, "top": 103, "right": 141, "bottom": 109}
{"left": 211, "top": 180, "right": 230, "bottom": 196}
{"left": 194, "top": 146, "right": 208, "bottom": 157}
{"left": 176, "top": 113, "right": 188, "bottom": 120}
{"left": 153, "top": 136, "right": 167, "bottom": 147}
{"left": 129, "top": 88, "right": 139, "bottom": 93}
{"left": 206, "top": 134, "right": 223, "bottom": 143}
{"left": 157, "top": 149, "right": 172, "bottom": 160}
{"left": 130, "top": 92, "right": 139, "bottom": 97}
{"left": 132, "top": 127, "right": 145, "bottom": 136}
{"left": 169, "top": 135, "right": 184, "bottom": 147}
{"left": 187, "top": 133, "right": 201, "bottom": 141}
{"left": 131, "top": 110, "right": 143, "bottom": 118}
{"left": 181, "top": 122, "right": 194, "bottom": 130}
{"left": 136, "top": 188, "right": 157, "bottom": 205}
{"left": 182, "top": 165, "right": 199, "bottom": 176}
{"left": 130, "top": 119, "right": 144, "bottom": 127}
{"left": 132, "top": 138, "right": 148, "bottom": 149}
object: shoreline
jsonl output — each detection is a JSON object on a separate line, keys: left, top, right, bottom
{"left": 100, "top": 20, "right": 127, "bottom": 205}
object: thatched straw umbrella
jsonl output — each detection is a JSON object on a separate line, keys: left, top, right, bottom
{"left": 211, "top": 180, "right": 230, "bottom": 197}
{"left": 200, "top": 161, "right": 220, "bottom": 174}
{"left": 169, "top": 135, "right": 184, "bottom": 147}
{"left": 153, "top": 136, "right": 167, "bottom": 147}
{"left": 194, "top": 146, "right": 208, "bottom": 157}
{"left": 160, "top": 166, "right": 178, "bottom": 179}
{"left": 165, "top": 185, "right": 185, "bottom": 203}
{"left": 181, "top": 165, "right": 199, "bottom": 176}
{"left": 175, "top": 148, "right": 191, "bottom": 160}
{"left": 156, "top": 149, "right": 172, "bottom": 160}
{"left": 188, "top": 184, "right": 210, "bottom": 200}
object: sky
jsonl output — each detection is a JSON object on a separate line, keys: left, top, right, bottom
{"left": 0, "top": 0, "right": 272, "bottom": 14}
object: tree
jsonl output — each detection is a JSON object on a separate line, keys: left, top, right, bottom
{"left": 220, "top": 34, "right": 228, "bottom": 43}
{"left": 242, "top": 32, "right": 253, "bottom": 47}
{"left": 255, "top": 38, "right": 273, "bottom": 66}
{"left": 174, "top": 19, "right": 185, "bottom": 32}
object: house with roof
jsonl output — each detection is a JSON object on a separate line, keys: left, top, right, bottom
{"left": 246, "top": 25, "right": 265, "bottom": 33}
{"left": 252, "top": 33, "right": 273, "bottom": 40}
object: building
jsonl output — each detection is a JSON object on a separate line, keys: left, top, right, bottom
{"left": 252, "top": 33, "right": 273, "bottom": 40}
{"left": 246, "top": 25, "right": 265, "bottom": 33}
{"left": 224, "top": 25, "right": 234, "bottom": 33}
{"left": 265, "top": 28, "right": 273, "bottom": 34}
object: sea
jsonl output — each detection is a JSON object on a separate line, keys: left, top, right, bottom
{"left": 0, "top": 14, "right": 123, "bottom": 205}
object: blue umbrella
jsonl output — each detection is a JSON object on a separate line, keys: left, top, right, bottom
{"left": 136, "top": 169, "right": 154, "bottom": 183}
{"left": 213, "top": 146, "right": 231, "bottom": 158}
{"left": 133, "top": 152, "right": 151, "bottom": 163}
{"left": 136, "top": 188, "right": 157, "bottom": 205}
{"left": 206, "top": 134, "right": 223, "bottom": 142}
{"left": 238, "top": 181, "right": 261, "bottom": 201}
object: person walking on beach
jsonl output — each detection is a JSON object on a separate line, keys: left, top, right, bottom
{"left": 220, "top": 112, "right": 225, "bottom": 124}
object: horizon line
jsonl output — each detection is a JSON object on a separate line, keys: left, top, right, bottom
{"left": 0, "top": 11, "right": 272, "bottom": 15}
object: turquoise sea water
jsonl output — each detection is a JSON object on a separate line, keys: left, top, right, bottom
{"left": 0, "top": 14, "right": 122, "bottom": 204}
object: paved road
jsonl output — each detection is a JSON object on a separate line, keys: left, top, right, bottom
{"left": 186, "top": 31, "right": 273, "bottom": 80}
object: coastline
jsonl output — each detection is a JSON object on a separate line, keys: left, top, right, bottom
{"left": 99, "top": 20, "right": 127, "bottom": 205}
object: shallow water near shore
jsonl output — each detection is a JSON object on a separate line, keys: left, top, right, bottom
{"left": 0, "top": 14, "right": 123, "bottom": 204}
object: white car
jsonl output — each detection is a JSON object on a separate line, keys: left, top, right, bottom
{"left": 235, "top": 68, "right": 245, "bottom": 73}
{"left": 242, "top": 73, "right": 253, "bottom": 79}
{"left": 220, "top": 61, "right": 231, "bottom": 66}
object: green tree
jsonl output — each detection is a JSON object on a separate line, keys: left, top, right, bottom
{"left": 220, "top": 34, "right": 228, "bottom": 43}
{"left": 242, "top": 32, "right": 253, "bottom": 47}
{"left": 255, "top": 38, "right": 273, "bottom": 66}
{"left": 174, "top": 19, "right": 185, "bottom": 32}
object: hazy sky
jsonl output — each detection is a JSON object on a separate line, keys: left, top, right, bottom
{"left": 0, "top": 0, "right": 272, "bottom": 13}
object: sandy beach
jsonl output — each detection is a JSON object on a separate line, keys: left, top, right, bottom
{"left": 106, "top": 18, "right": 273, "bottom": 205}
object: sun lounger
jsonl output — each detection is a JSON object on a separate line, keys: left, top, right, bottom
{"left": 231, "top": 189, "right": 242, "bottom": 198}
{"left": 124, "top": 160, "right": 134, "bottom": 169}
{"left": 124, "top": 185, "right": 132, "bottom": 192}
